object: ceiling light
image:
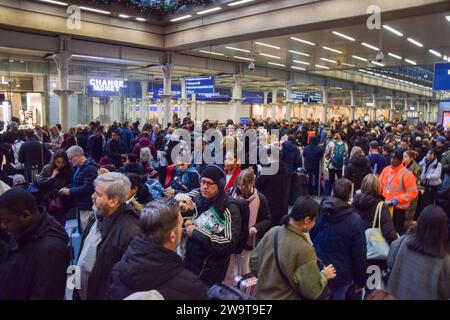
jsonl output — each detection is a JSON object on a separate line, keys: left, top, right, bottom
{"left": 407, "top": 38, "right": 423, "bottom": 47}
{"left": 446, "top": 16, "right": 450, "bottom": 23}
{"left": 198, "top": 50, "right": 224, "bottom": 56}
{"left": 118, "top": 14, "right": 129, "bottom": 18}
{"left": 342, "top": 63, "right": 355, "bottom": 67}
{"left": 323, "top": 46, "right": 342, "bottom": 54}
{"left": 405, "top": 58, "right": 417, "bottom": 65}
{"left": 79, "top": 6, "right": 111, "bottom": 14}
{"left": 428, "top": 49, "right": 442, "bottom": 58}
{"left": 170, "top": 15, "right": 192, "bottom": 22}
{"left": 290, "top": 37, "right": 316, "bottom": 46}
{"left": 260, "top": 53, "right": 280, "bottom": 59}
{"left": 228, "top": 0, "right": 255, "bottom": 6}
{"left": 388, "top": 52, "right": 402, "bottom": 60}
{"left": 293, "top": 60, "right": 310, "bottom": 65}
{"left": 268, "top": 62, "right": 285, "bottom": 67}
{"left": 197, "top": 7, "right": 222, "bottom": 15}
{"left": 291, "top": 66, "right": 306, "bottom": 71}
{"left": 136, "top": 17, "right": 146, "bottom": 22}
{"left": 320, "top": 58, "right": 337, "bottom": 64}
{"left": 39, "top": 0, "right": 68, "bottom": 5}
{"left": 315, "top": 64, "right": 330, "bottom": 69}
{"left": 371, "top": 61, "right": 385, "bottom": 67}
{"left": 234, "top": 56, "right": 253, "bottom": 61}
{"left": 352, "top": 55, "right": 368, "bottom": 62}
{"left": 20, "top": 60, "right": 24, "bottom": 63}
{"left": 332, "top": 31, "right": 356, "bottom": 41}
{"left": 225, "top": 46, "right": 250, "bottom": 53}
{"left": 362, "top": 42, "right": 379, "bottom": 51}
{"left": 255, "top": 42, "right": 280, "bottom": 50}
{"left": 382, "top": 25, "right": 404, "bottom": 37}
{"left": 288, "top": 50, "right": 309, "bottom": 57}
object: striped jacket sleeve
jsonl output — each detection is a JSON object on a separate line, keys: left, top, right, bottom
{"left": 190, "top": 202, "right": 241, "bottom": 256}
{"left": 397, "top": 170, "right": 419, "bottom": 206}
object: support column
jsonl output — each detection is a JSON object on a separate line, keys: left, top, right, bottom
{"left": 370, "top": 94, "right": 377, "bottom": 122}
{"left": 53, "top": 36, "right": 73, "bottom": 132}
{"left": 403, "top": 99, "right": 408, "bottom": 121}
{"left": 285, "top": 82, "right": 293, "bottom": 122}
{"left": 230, "top": 74, "right": 243, "bottom": 124}
{"left": 271, "top": 89, "right": 278, "bottom": 121}
{"left": 389, "top": 98, "right": 395, "bottom": 122}
{"left": 161, "top": 63, "right": 173, "bottom": 128}
{"left": 416, "top": 101, "right": 422, "bottom": 122}
{"left": 349, "top": 90, "right": 356, "bottom": 121}
{"left": 140, "top": 81, "right": 148, "bottom": 124}
{"left": 321, "top": 86, "right": 328, "bottom": 123}
{"left": 426, "top": 102, "right": 431, "bottom": 123}
{"left": 191, "top": 94, "right": 198, "bottom": 125}
{"left": 179, "top": 78, "right": 188, "bottom": 120}
{"left": 263, "top": 90, "right": 269, "bottom": 119}
{"left": 303, "top": 103, "right": 308, "bottom": 120}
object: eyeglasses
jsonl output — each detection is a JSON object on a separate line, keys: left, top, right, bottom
{"left": 200, "top": 180, "right": 216, "bottom": 187}
{"left": 69, "top": 154, "right": 78, "bottom": 162}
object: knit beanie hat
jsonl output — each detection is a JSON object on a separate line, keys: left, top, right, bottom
{"left": 201, "top": 165, "right": 225, "bottom": 189}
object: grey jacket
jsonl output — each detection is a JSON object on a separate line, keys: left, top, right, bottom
{"left": 419, "top": 158, "right": 442, "bottom": 187}
{"left": 387, "top": 235, "right": 450, "bottom": 300}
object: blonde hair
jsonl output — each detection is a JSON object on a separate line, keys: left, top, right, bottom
{"left": 360, "top": 174, "right": 381, "bottom": 196}
{"left": 236, "top": 168, "right": 255, "bottom": 188}
{"left": 350, "top": 146, "right": 365, "bottom": 159}
{"left": 49, "top": 125, "right": 59, "bottom": 139}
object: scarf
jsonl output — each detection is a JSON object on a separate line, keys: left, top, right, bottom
{"left": 224, "top": 166, "right": 241, "bottom": 191}
{"left": 232, "top": 188, "right": 260, "bottom": 247}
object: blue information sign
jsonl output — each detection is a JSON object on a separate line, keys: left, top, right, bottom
{"left": 433, "top": 63, "right": 450, "bottom": 91}
{"left": 185, "top": 76, "right": 215, "bottom": 95}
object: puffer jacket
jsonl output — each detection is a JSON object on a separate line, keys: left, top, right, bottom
{"left": 69, "top": 159, "right": 98, "bottom": 210}
{"left": 344, "top": 156, "right": 372, "bottom": 192}
{"left": 310, "top": 196, "right": 367, "bottom": 289}
{"left": 419, "top": 158, "right": 442, "bottom": 187}
{"left": 352, "top": 192, "right": 399, "bottom": 244}
{"left": 107, "top": 236, "right": 207, "bottom": 300}
{"left": 281, "top": 140, "right": 302, "bottom": 175}
{"left": 133, "top": 136, "right": 156, "bottom": 160}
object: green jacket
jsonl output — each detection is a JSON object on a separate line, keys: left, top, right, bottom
{"left": 250, "top": 224, "right": 328, "bottom": 300}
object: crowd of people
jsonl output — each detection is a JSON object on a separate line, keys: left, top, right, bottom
{"left": 0, "top": 113, "right": 449, "bottom": 300}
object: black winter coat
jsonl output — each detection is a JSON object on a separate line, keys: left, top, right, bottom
{"left": 344, "top": 156, "right": 372, "bottom": 192}
{"left": 74, "top": 204, "right": 141, "bottom": 300}
{"left": 352, "top": 193, "right": 399, "bottom": 244}
{"left": 310, "top": 197, "right": 367, "bottom": 289}
{"left": 18, "top": 139, "right": 52, "bottom": 170}
{"left": 0, "top": 213, "right": 69, "bottom": 299}
{"left": 70, "top": 159, "right": 98, "bottom": 210}
{"left": 87, "top": 134, "right": 104, "bottom": 163}
{"left": 107, "top": 236, "right": 207, "bottom": 300}
{"left": 105, "top": 139, "right": 127, "bottom": 169}
{"left": 184, "top": 190, "right": 242, "bottom": 286}
{"left": 256, "top": 161, "right": 289, "bottom": 226}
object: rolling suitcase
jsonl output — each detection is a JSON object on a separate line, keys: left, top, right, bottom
{"left": 66, "top": 219, "right": 81, "bottom": 265}
{"left": 233, "top": 237, "right": 257, "bottom": 298}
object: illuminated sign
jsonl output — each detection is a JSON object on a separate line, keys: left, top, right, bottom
{"left": 433, "top": 63, "right": 450, "bottom": 91}
{"left": 185, "top": 76, "right": 215, "bottom": 95}
{"left": 89, "top": 78, "right": 124, "bottom": 92}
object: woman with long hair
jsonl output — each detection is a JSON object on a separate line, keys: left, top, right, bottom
{"left": 403, "top": 150, "right": 421, "bottom": 229}
{"left": 61, "top": 127, "right": 78, "bottom": 150}
{"left": 386, "top": 205, "right": 449, "bottom": 299}
{"left": 344, "top": 146, "right": 372, "bottom": 194}
{"left": 34, "top": 150, "right": 73, "bottom": 226}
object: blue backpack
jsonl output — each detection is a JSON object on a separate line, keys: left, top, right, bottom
{"left": 331, "top": 143, "right": 345, "bottom": 168}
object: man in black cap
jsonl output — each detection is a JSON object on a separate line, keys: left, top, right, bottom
{"left": 184, "top": 165, "right": 242, "bottom": 286}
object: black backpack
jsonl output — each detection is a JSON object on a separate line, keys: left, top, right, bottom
{"left": 227, "top": 196, "right": 250, "bottom": 254}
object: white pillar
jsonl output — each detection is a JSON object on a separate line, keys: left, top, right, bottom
{"left": 180, "top": 78, "right": 188, "bottom": 120}
{"left": 321, "top": 86, "right": 328, "bottom": 123}
{"left": 403, "top": 99, "right": 408, "bottom": 121}
{"left": 140, "top": 81, "right": 148, "bottom": 124}
{"left": 263, "top": 90, "right": 269, "bottom": 119}
{"left": 161, "top": 63, "right": 173, "bottom": 128}
{"left": 388, "top": 98, "right": 394, "bottom": 122}
{"left": 426, "top": 102, "right": 431, "bottom": 123}
{"left": 303, "top": 103, "right": 308, "bottom": 120}
{"left": 285, "top": 82, "right": 293, "bottom": 122}
{"left": 53, "top": 36, "right": 73, "bottom": 132}
{"left": 230, "top": 74, "right": 243, "bottom": 123}
{"left": 271, "top": 89, "right": 278, "bottom": 120}
{"left": 371, "top": 94, "right": 377, "bottom": 122}
{"left": 349, "top": 90, "right": 356, "bottom": 121}
{"left": 191, "top": 94, "right": 198, "bottom": 125}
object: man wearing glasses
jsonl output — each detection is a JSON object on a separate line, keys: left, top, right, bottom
{"left": 59, "top": 146, "right": 98, "bottom": 233}
{"left": 184, "top": 165, "right": 242, "bottom": 287}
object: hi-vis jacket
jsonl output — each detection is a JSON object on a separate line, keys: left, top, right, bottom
{"left": 380, "top": 165, "right": 419, "bottom": 210}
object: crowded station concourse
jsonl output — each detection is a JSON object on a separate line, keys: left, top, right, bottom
{"left": 0, "top": 0, "right": 450, "bottom": 302}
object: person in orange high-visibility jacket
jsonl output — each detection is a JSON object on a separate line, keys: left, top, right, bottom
{"left": 380, "top": 149, "right": 418, "bottom": 235}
